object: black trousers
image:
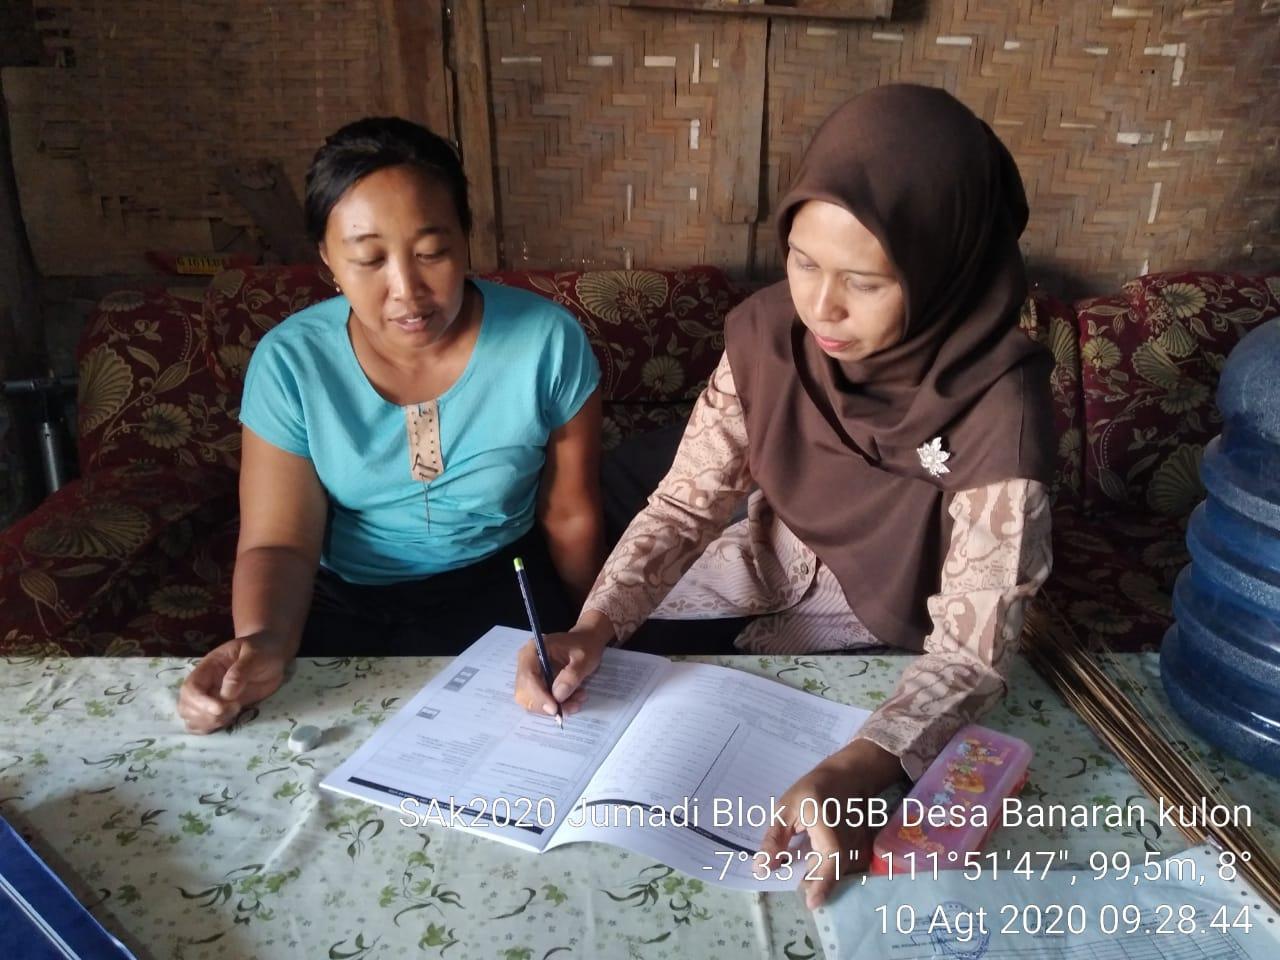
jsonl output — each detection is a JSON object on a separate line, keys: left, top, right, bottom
{"left": 298, "top": 525, "right": 573, "bottom": 657}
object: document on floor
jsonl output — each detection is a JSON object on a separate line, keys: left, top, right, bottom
{"left": 320, "top": 624, "right": 871, "bottom": 889}
{"left": 815, "top": 841, "right": 1280, "bottom": 959}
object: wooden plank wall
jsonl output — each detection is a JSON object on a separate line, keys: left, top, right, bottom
{"left": 375, "top": 0, "right": 450, "bottom": 136}
{"left": 705, "top": 18, "right": 768, "bottom": 277}
{"left": 453, "top": 0, "right": 501, "bottom": 272}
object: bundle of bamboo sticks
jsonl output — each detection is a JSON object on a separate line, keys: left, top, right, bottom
{"left": 1021, "top": 600, "right": 1280, "bottom": 910}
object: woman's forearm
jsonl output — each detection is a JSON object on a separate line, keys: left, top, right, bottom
{"left": 581, "top": 354, "right": 754, "bottom": 645}
{"left": 231, "top": 545, "right": 320, "bottom": 655}
{"left": 837, "top": 737, "right": 911, "bottom": 794}
{"left": 541, "top": 511, "right": 605, "bottom": 610}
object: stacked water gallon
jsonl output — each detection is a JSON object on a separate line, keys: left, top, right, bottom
{"left": 1161, "top": 320, "right": 1280, "bottom": 777}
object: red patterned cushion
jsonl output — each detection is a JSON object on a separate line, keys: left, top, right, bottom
{"left": 204, "top": 264, "right": 333, "bottom": 397}
{"left": 484, "top": 267, "right": 740, "bottom": 403}
{"left": 1022, "top": 291, "right": 1084, "bottom": 504}
{"left": 1045, "top": 504, "right": 1187, "bottom": 653}
{"left": 602, "top": 402, "right": 698, "bottom": 449}
{"left": 76, "top": 288, "right": 240, "bottom": 474}
{"left": 0, "top": 464, "right": 234, "bottom": 653}
{"left": 1077, "top": 272, "right": 1280, "bottom": 513}
{"left": 69, "top": 493, "right": 239, "bottom": 656}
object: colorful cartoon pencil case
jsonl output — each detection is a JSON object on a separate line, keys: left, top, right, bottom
{"left": 870, "top": 724, "right": 1032, "bottom": 875}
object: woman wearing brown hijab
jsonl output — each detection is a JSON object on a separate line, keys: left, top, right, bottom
{"left": 515, "top": 84, "right": 1055, "bottom": 908}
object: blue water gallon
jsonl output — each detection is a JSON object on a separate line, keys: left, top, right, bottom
{"left": 1161, "top": 319, "right": 1280, "bottom": 777}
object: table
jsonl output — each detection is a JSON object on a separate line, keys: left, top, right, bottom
{"left": 2, "top": 652, "right": 1276, "bottom": 959}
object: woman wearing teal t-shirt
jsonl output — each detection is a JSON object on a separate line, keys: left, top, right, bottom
{"left": 177, "top": 118, "right": 604, "bottom": 734}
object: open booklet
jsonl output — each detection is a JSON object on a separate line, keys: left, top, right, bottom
{"left": 320, "top": 625, "right": 870, "bottom": 890}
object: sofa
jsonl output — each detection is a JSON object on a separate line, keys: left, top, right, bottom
{"left": 1, "top": 264, "right": 1277, "bottom": 657}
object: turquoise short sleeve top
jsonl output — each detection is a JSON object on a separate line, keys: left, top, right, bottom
{"left": 239, "top": 279, "right": 600, "bottom": 583}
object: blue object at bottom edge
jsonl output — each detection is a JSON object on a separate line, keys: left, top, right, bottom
{"left": 0, "top": 815, "right": 135, "bottom": 959}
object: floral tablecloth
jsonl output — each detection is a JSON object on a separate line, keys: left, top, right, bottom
{"left": 1, "top": 653, "right": 1276, "bottom": 960}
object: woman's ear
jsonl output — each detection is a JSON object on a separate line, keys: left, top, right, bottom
{"left": 318, "top": 243, "right": 340, "bottom": 291}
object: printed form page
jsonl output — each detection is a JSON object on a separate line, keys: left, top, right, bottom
{"left": 549, "top": 661, "right": 871, "bottom": 889}
{"left": 321, "top": 626, "right": 669, "bottom": 851}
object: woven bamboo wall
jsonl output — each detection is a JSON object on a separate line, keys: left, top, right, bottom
{"left": 491, "top": 0, "right": 1280, "bottom": 290}
{"left": 487, "top": 3, "right": 720, "bottom": 271}
{"left": 747, "top": 1, "right": 1280, "bottom": 288}
{"left": 12, "top": 0, "right": 1280, "bottom": 292}
{"left": 14, "top": 0, "right": 383, "bottom": 274}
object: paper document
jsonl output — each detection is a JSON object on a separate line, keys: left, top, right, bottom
{"left": 321, "top": 626, "right": 870, "bottom": 889}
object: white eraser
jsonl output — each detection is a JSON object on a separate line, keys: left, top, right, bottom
{"left": 288, "top": 725, "right": 322, "bottom": 753}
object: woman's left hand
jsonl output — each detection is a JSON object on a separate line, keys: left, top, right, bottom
{"left": 759, "top": 738, "right": 904, "bottom": 910}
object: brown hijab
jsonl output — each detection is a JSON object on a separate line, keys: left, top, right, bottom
{"left": 726, "top": 84, "right": 1055, "bottom": 651}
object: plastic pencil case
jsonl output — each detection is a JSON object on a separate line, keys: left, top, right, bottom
{"left": 870, "top": 724, "right": 1032, "bottom": 875}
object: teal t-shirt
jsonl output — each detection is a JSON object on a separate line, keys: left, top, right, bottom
{"left": 239, "top": 279, "right": 600, "bottom": 584}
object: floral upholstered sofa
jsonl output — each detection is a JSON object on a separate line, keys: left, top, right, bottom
{"left": 0, "top": 265, "right": 737, "bottom": 657}
{"left": 1034, "top": 272, "right": 1280, "bottom": 650}
{"left": 1, "top": 265, "right": 1277, "bottom": 657}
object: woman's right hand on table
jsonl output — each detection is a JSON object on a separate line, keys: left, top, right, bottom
{"left": 177, "top": 632, "right": 293, "bottom": 734}
{"left": 514, "top": 611, "right": 615, "bottom": 716}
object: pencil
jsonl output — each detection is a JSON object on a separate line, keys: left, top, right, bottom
{"left": 513, "top": 557, "right": 563, "bottom": 729}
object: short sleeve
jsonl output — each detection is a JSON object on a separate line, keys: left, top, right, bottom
{"left": 544, "top": 309, "right": 601, "bottom": 429}
{"left": 239, "top": 330, "right": 310, "bottom": 457}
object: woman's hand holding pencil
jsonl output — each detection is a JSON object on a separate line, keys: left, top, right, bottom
{"left": 513, "top": 608, "right": 614, "bottom": 719}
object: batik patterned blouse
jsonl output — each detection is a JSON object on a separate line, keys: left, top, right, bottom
{"left": 584, "top": 352, "right": 1053, "bottom": 779}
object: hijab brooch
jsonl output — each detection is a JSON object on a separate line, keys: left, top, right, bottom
{"left": 917, "top": 437, "right": 951, "bottom": 478}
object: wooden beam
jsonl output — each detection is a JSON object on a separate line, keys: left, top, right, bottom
{"left": 0, "top": 70, "right": 43, "bottom": 377}
{"left": 706, "top": 18, "right": 769, "bottom": 279}
{"left": 452, "top": 0, "right": 500, "bottom": 272}
{"left": 375, "top": 0, "right": 450, "bottom": 136}
{"left": 1, "top": 68, "right": 44, "bottom": 519}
